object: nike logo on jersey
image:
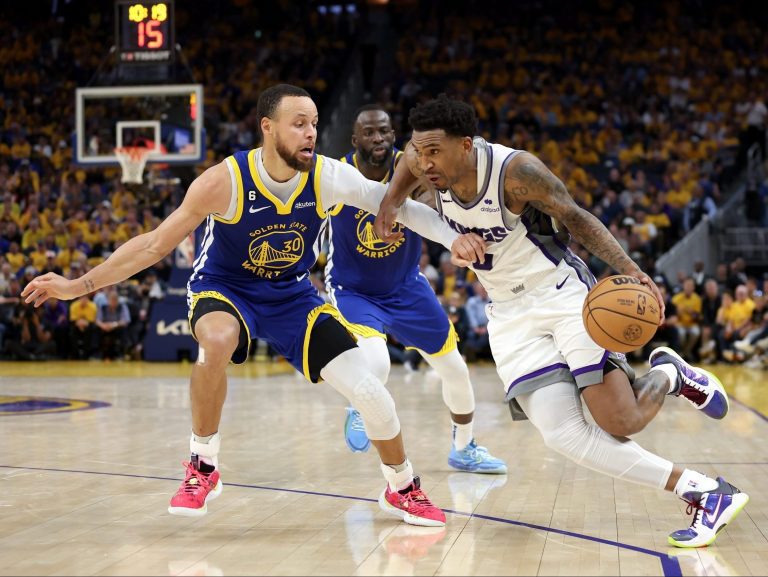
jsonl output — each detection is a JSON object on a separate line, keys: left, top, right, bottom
{"left": 296, "top": 273, "right": 308, "bottom": 282}
{"left": 556, "top": 275, "right": 569, "bottom": 290}
{"left": 249, "top": 205, "right": 270, "bottom": 214}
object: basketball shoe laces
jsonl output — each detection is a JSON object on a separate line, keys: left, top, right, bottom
{"left": 460, "top": 440, "right": 486, "bottom": 460}
{"left": 678, "top": 368, "right": 709, "bottom": 406}
{"left": 683, "top": 494, "right": 712, "bottom": 528}
{"left": 397, "top": 480, "right": 438, "bottom": 514}
{"left": 176, "top": 461, "right": 213, "bottom": 496}
{"left": 349, "top": 411, "right": 366, "bottom": 433}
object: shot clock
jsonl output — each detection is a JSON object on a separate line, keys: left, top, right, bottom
{"left": 115, "top": 0, "right": 175, "bottom": 63}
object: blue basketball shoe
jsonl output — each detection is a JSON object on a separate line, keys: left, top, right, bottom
{"left": 669, "top": 477, "right": 749, "bottom": 548}
{"left": 344, "top": 407, "right": 370, "bottom": 453}
{"left": 649, "top": 346, "right": 729, "bottom": 419}
{"left": 448, "top": 439, "right": 508, "bottom": 474}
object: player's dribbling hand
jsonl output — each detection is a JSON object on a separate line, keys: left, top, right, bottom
{"left": 625, "top": 270, "right": 666, "bottom": 323}
{"left": 373, "top": 203, "right": 403, "bottom": 244}
{"left": 450, "top": 233, "right": 486, "bottom": 267}
{"left": 21, "top": 273, "right": 79, "bottom": 307}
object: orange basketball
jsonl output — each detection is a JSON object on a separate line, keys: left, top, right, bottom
{"left": 582, "top": 275, "right": 661, "bottom": 353}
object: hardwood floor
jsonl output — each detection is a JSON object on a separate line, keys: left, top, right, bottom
{"left": 1, "top": 360, "right": 765, "bottom": 576}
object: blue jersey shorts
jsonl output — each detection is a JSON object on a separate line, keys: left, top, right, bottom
{"left": 329, "top": 273, "right": 457, "bottom": 357}
{"left": 188, "top": 277, "right": 349, "bottom": 381}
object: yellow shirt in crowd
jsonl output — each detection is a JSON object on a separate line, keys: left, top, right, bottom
{"left": 726, "top": 299, "right": 756, "bottom": 328}
{"left": 672, "top": 292, "right": 702, "bottom": 327}
{"left": 69, "top": 299, "right": 97, "bottom": 323}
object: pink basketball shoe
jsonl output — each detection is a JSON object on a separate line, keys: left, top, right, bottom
{"left": 378, "top": 476, "right": 446, "bottom": 527}
{"left": 168, "top": 460, "right": 222, "bottom": 517}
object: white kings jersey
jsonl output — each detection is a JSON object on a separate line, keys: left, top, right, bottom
{"left": 435, "top": 138, "right": 593, "bottom": 302}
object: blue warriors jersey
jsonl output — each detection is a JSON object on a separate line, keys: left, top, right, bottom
{"left": 186, "top": 149, "right": 359, "bottom": 379}
{"left": 326, "top": 148, "right": 423, "bottom": 296}
{"left": 190, "top": 148, "right": 328, "bottom": 300}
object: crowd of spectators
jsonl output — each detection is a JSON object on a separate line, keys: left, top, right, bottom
{"left": 0, "top": 0, "right": 357, "bottom": 360}
{"left": 376, "top": 0, "right": 767, "bottom": 268}
{"left": 1, "top": 0, "right": 767, "bottom": 368}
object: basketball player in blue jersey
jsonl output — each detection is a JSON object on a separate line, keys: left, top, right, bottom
{"left": 328, "top": 104, "right": 507, "bottom": 474}
{"left": 21, "top": 85, "right": 487, "bottom": 528}
{"left": 374, "top": 95, "right": 748, "bottom": 547}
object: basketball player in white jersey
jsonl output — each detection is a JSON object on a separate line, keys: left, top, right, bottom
{"left": 21, "top": 85, "right": 487, "bottom": 528}
{"left": 374, "top": 95, "right": 748, "bottom": 547}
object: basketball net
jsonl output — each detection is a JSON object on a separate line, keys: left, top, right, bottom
{"left": 114, "top": 146, "right": 156, "bottom": 184}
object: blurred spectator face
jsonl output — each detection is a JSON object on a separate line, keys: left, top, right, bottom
{"left": 448, "top": 291, "right": 464, "bottom": 308}
{"left": 704, "top": 279, "right": 719, "bottom": 298}
{"left": 721, "top": 292, "right": 734, "bottom": 307}
{"left": 440, "top": 259, "right": 456, "bottom": 275}
{"left": 108, "top": 291, "right": 120, "bottom": 308}
{"left": 7, "top": 278, "right": 21, "bottom": 296}
{"left": 263, "top": 95, "right": 317, "bottom": 172}
{"left": 716, "top": 264, "right": 727, "bottom": 280}
{"left": 735, "top": 285, "right": 748, "bottom": 302}
{"left": 352, "top": 109, "right": 395, "bottom": 168}
{"left": 683, "top": 278, "right": 695, "bottom": 295}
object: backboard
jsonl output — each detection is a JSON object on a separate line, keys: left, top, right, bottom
{"left": 74, "top": 84, "right": 204, "bottom": 166}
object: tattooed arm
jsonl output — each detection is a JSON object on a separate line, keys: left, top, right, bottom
{"left": 504, "top": 152, "right": 665, "bottom": 319}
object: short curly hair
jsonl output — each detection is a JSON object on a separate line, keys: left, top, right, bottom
{"left": 408, "top": 94, "right": 477, "bottom": 138}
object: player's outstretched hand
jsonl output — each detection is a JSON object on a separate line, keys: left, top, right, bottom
{"left": 21, "top": 273, "right": 80, "bottom": 307}
{"left": 373, "top": 202, "right": 403, "bottom": 244}
{"left": 451, "top": 233, "right": 486, "bottom": 268}
{"left": 625, "top": 270, "right": 666, "bottom": 323}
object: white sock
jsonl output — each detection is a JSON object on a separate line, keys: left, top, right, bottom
{"left": 380, "top": 458, "right": 414, "bottom": 492}
{"left": 674, "top": 469, "right": 719, "bottom": 497}
{"left": 452, "top": 422, "right": 474, "bottom": 450}
{"left": 649, "top": 364, "right": 679, "bottom": 394}
{"left": 191, "top": 431, "right": 220, "bottom": 469}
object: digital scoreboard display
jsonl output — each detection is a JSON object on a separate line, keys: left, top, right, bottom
{"left": 115, "top": 0, "right": 174, "bottom": 64}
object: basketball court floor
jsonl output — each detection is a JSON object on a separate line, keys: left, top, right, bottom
{"left": 1, "top": 359, "right": 767, "bottom": 576}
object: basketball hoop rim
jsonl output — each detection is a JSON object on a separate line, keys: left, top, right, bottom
{"left": 114, "top": 146, "right": 157, "bottom": 184}
{"left": 114, "top": 146, "right": 158, "bottom": 160}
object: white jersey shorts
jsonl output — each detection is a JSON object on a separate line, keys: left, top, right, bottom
{"left": 487, "top": 259, "right": 634, "bottom": 419}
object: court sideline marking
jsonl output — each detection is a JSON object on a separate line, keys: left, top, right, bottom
{"left": 0, "top": 463, "right": 682, "bottom": 576}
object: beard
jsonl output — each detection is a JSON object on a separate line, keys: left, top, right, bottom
{"left": 358, "top": 143, "right": 393, "bottom": 167}
{"left": 275, "top": 134, "right": 314, "bottom": 172}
